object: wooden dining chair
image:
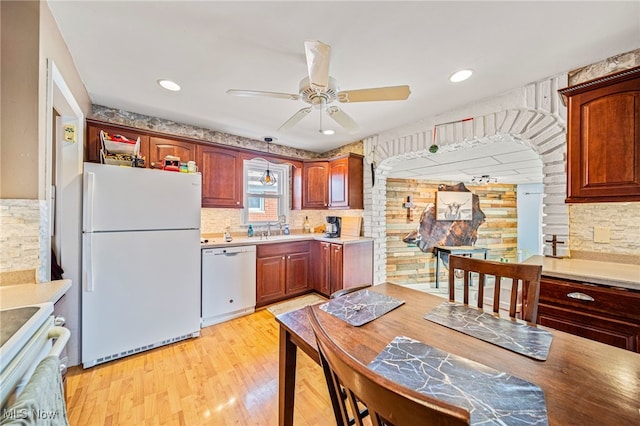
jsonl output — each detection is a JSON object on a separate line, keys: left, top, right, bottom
{"left": 307, "top": 306, "right": 471, "bottom": 426}
{"left": 448, "top": 255, "right": 543, "bottom": 323}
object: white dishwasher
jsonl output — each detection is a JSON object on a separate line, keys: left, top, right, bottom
{"left": 201, "top": 245, "right": 257, "bottom": 327}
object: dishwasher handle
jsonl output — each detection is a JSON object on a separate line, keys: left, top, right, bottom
{"left": 203, "top": 246, "right": 254, "bottom": 256}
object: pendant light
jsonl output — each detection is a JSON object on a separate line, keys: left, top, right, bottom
{"left": 259, "top": 137, "right": 277, "bottom": 186}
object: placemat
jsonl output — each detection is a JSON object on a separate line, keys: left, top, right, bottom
{"left": 425, "top": 302, "right": 553, "bottom": 361}
{"left": 369, "top": 336, "right": 548, "bottom": 425}
{"left": 319, "top": 289, "right": 404, "bottom": 326}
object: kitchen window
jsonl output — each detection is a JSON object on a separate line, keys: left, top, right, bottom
{"left": 243, "top": 159, "right": 289, "bottom": 224}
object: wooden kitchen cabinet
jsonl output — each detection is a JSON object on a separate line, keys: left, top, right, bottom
{"left": 256, "top": 241, "right": 311, "bottom": 307}
{"left": 537, "top": 276, "right": 640, "bottom": 352}
{"left": 559, "top": 66, "right": 640, "bottom": 202}
{"left": 328, "top": 153, "right": 364, "bottom": 209}
{"left": 85, "top": 120, "right": 149, "bottom": 164}
{"left": 311, "top": 239, "right": 373, "bottom": 297}
{"left": 197, "top": 144, "right": 243, "bottom": 208}
{"left": 297, "top": 154, "right": 364, "bottom": 210}
{"left": 302, "top": 161, "right": 329, "bottom": 209}
{"left": 148, "top": 136, "right": 197, "bottom": 169}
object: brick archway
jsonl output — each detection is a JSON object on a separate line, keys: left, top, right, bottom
{"left": 363, "top": 105, "right": 568, "bottom": 284}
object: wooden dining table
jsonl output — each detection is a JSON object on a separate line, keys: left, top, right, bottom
{"left": 275, "top": 283, "right": 640, "bottom": 426}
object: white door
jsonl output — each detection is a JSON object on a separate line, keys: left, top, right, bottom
{"left": 82, "top": 229, "right": 200, "bottom": 366}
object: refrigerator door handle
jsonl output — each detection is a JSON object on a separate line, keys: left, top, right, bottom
{"left": 83, "top": 171, "right": 95, "bottom": 233}
{"left": 84, "top": 233, "right": 95, "bottom": 292}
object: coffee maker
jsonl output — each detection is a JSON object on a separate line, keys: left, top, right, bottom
{"left": 325, "top": 216, "right": 342, "bottom": 238}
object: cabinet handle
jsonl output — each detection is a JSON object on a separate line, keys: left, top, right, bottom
{"left": 567, "top": 292, "right": 595, "bottom": 302}
{"left": 287, "top": 256, "right": 291, "bottom": 259}
{"left": 282, "top": 256, "right": 285, "bottom": 260}
{"left": 236, "top": 201, "right": 240, "bottom": 205}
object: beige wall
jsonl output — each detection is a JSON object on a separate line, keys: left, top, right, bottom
{"left": 1, "top": 1, "right": 40, "bottom": 198}
{"left": 0, "top": 1, "right": 91, "bottom": 275}
{"left": 0, "top": 1, "right": 91, "bottom": 200}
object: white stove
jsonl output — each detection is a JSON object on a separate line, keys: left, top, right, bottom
{"left": 0, "top": 302, "right": 69, "bottom": 409}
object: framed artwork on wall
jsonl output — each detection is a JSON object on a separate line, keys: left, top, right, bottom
{"left": 436, "top": 191, "right": 472, "bottom": 220}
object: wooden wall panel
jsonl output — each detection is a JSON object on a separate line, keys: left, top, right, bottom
{"left": 386, "top": 179, "right": 518, "bottom": 286}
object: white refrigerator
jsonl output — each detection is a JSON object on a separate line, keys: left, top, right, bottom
{"left": 81, "top": 163, "right": 201, "bottom": 368}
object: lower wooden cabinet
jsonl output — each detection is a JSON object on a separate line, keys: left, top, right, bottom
{"left": 537, "top": 276, "right": 640, "bottom": 352}
{"left": 256, "top": 241, "right": 310, "bottom": 307}
{"left": 311, "top": 240, "right": 373, "bottom": 297}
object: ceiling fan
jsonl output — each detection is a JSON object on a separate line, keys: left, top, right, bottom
{"left": 227, "top": 40, "right": 411, "bottom": 134}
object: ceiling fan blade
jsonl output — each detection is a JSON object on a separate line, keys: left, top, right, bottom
{"left": 304, "top": 40, "right": 331, "bottom": 91}
{"left": 227, "top": 89, "right": 299, "bottom": 101}
{"left": 337, "top": 85, "right": 411, "bottom": 103}
{"left": 277, "top": 107, "right": 312, "bottom": 132}
{"left": 326, "top": 106, "right": 360, "bottom": 133}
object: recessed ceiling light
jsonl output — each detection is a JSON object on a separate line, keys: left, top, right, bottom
{"left": 322, "top": 129, "right": 335, "bottom": 135}
{"left": 449, "top": 69, "right": 473, "bottom": 83}
{"left": 158, "top": 79, "right": 181, "bottom": 91}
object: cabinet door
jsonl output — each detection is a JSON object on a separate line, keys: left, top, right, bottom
{"left": 312, "top": 242, "right": 332, "bottom": 296}
{"left": 148, "top": 137, "right": 196, "bottom": 169}
{"left": 329, "top": 244, "right": 343, "bottom": 295}
{"left": 302, "top": 161, "right": 329, "bottom": 209}
{"left": 256, "top": 255, "right": 286, "bottom": 306}
{"left": 329, "top": 154, "right": 364, "bottom": 209}
{"left": 561, "top": 68, "right": 640, "bottom": 202}
{"left": 85, "top": 122, "right": 149, "bottom": 164}
{"left": 198, "top": 145, "right": 243, "bottom": 208}
{"left": 285, "top": 252, "right": 310, "bottom": 295}
{"left": 328, "top": 158, "right": 349, "bottom": 208}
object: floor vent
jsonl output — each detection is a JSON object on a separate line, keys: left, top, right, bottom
{"left": 88, "top": 332, "right": 199, "bottom": 367}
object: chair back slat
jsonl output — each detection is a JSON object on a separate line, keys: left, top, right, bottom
{"left": 308, "top": 306, "right": 471, "bottom": 426}
{"left": 448, "top": 255, "right": 542, "bottom": 323}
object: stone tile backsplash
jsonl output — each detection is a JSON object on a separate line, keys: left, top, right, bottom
{"left": 0, "top": 199, "right": 42, "bottom": 278}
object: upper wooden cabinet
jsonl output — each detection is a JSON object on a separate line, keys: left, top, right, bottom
{"left": 297, "top": 153, "right": 364, "bottom": 210}
{"left": 197, "top": 144, "right": 243, "bottom": 208}
{"left": 85, "top": 121, "right": 149, "bottom": 164}
{"left": 148, "top": 137, "right": 197, "bottom": 169}
{"left": 328, "top": 154, "right": 364, "bottom": 209}
{"left": 302, "top": 161, "right": 329, "bottom": 209}
{"left": 559, "top": 66, "right": 640, "bottom": 203}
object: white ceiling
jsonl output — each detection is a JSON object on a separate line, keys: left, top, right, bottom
{"left": 386, "top": 138, "right": 543, "bottom": 184}
{"left": 47, "top": 1, "right": 639, "bottom": 183}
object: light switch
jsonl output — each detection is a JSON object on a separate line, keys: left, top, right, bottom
{"left": 593, "top": 226, "right": 611, "bottom": 243}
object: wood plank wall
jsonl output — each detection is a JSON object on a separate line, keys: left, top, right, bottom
{"left": 386, "top": 179, "right": 518, "bottom": 286}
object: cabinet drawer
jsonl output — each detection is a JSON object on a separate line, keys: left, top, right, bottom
{"left": 540, "top": 277, "right": 640, "bottom": 321}
{"left": 538, "top": 304, "right": 640, "bottom": 351}
{"left": 257, "top": 241, "right": 310, "bottom": 258}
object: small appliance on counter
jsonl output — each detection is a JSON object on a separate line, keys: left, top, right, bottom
{"left": 325, "top": 216, "right": 342, "bottom": 238}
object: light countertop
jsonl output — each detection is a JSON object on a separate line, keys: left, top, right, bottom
{"left": 0, "top": 279, "right": 72, "bottom": 309}
{"left": 201, "top": 233, "right": 372, "bottom": 249}
{"left": 523, "top": 255, "right": 640, "bottom": 291}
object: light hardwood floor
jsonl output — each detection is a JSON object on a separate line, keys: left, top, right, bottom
{"left": 65, "top": 309, "right": 334, "bottom": 425}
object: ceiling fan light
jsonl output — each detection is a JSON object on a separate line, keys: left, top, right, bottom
{"left": 449, "top": 69, "right": 473, "bottom": 83}
{"left": 157, "top": 79, "right": 181, "bottom": 91}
